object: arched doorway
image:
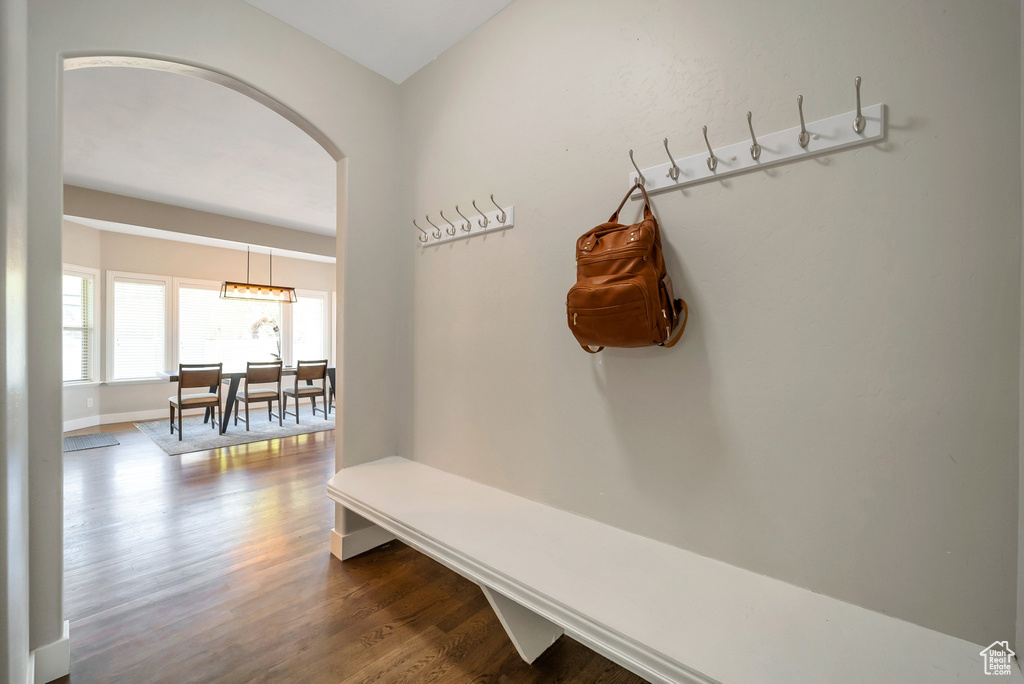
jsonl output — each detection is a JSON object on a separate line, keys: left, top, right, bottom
{"left": 40, "top": 52, "right": 351, "bottom": 681}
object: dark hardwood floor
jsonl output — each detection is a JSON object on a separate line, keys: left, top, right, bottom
{"left": 56, "top": 423, "right": 645, "bottom": 683}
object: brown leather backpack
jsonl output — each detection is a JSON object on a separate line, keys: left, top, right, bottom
{"left": 567, "top": 182, "right": 687, "bottom": 353}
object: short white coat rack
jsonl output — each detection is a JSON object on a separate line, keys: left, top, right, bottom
{"left": 415, "top": 195, "right": 515, "bottom": 246}
{"left": 627, "top": 78, "right": 886, "bottom": 199}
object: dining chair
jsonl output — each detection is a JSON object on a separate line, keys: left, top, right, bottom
{"left": 283, "top": 359, "right": 329, "bottom": 424}
{"left": 233, "top": 360, "right": 284, "bottom": 430}
{"left": 169, "top": 363, "right": 223, "bottom": 441}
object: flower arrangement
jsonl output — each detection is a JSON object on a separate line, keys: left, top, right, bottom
{"left": 251, "top": 316, "right": 282, "bottom": 360}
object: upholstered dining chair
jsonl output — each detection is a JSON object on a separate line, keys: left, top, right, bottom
{"left": 169, "top": 363, "right": 223, "bottom": 441}
{"left": 233, "top": 360, "right": 284, "bottom": 430}
{"left": 283, "top": 359, "right": 329, "bottom": 424}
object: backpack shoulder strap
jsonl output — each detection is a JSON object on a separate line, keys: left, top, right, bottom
{"left": 659, "top": 299, "right": 688, "bottom": 348}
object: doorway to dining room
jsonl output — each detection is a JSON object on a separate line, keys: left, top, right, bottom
{"left": 59, "top": 61, "right": 339, "bottom": 439}
{"left": 51, "top": 56, "right": 346, "bottom": 680}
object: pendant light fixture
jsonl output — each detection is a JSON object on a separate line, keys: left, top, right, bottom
{"left": 220, "top": 247, "right": 298, "bottom": 303}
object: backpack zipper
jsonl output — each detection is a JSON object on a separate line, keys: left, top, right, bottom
{"left": 576, "top": 247, "right": 648, "bottom": 265}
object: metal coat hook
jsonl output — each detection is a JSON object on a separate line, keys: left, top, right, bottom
{"left": 746, "top": 112, "right": 761, "bottom": 161}
{"left": 489, "top": 194, "right": 507, "bottom": 223}
{"left": 455, "top": 205, "right": 472, "bottom": 232}
{"left": 424, "top": 214, "right": 442, "bottom": 239}
{"left": 853, "top": 76, "right": 865, "bottom": 133}
{"left": 663, "top": 138, "right": 680, "bottom": 180}
{"left": 471, "top": 200, "right": 489, "bottom": 228}
{"left": 468, "top": 198, "right": 489, "bottom": 228}
{"left": 439, "top": 209, "right": 456, "bottom": 235}
{"left": 629, "top": 149, "right": 646, "bottom": 186}
{"left": 797, "top": 95, "right": 810, "bottom": 149}
{"left": 413, "top": 218, "right": 428, "bottom": 243}
{"left": 702, "top": 126, "right": 718, "bottom": 172}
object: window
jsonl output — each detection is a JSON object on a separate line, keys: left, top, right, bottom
{"left": 62, "top": 266, "right": 98, "bottom": 383}
{"left": 107, "top": 272, "right": 171, "bottom": 381}
{"left": 177, "top": 281, "right": 283, "bottom": 367}
{"left": 292, "top": 290, "right": 328, "bottom": 363}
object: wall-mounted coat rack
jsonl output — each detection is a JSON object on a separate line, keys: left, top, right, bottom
{"left": 628, "top": 77, "right": 886, "bottom": 199}
{"left": 413, "top": 194, "right": 515, "bottom": 246}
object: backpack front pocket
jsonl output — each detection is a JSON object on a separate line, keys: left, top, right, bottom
{"left": 567, "top": 277, "right": 658, "bottom": 348}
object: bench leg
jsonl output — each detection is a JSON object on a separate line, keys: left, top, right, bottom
{"left": 480, "top": 586, "right": 563, "bottom": 664}
{"left": 329, "top": 511, "right": 395, "bottom": 561}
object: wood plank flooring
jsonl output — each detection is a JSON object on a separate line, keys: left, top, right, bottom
{"left": 55, "top": 423, "right": 645, "bottom": 683}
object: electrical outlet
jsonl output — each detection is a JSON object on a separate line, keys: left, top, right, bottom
{"left": 86, "top": 397, "right": 94, "bottom": 408}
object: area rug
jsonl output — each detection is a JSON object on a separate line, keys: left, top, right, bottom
{"left": 135, "top": 403, "right": 334, "bottom": 455}
{"left": 63, "top": 432, "right": 120, "bottom": 452}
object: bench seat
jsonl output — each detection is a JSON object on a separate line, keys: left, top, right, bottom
{"left": 327, "top": 457, "right": 1015, "bottom": 684}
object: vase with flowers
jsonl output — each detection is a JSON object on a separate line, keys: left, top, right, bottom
{"left": 251, "top": 316, "right": 281, "bottom": 361}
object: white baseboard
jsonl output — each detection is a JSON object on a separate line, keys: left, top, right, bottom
{"left": 330, "top": 525, "right": 395, "bottom": 561}
{"left": 64, "top": 408, "right": 206, "bottom": 433}
{"left": 31, "top": 620, "right": 69, "bottom": 684}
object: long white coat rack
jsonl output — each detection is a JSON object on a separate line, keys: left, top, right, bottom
{"left": 414, "top": 194, "right": 515, "bottom": 246}
{"left": 628, "top": 77, "right": 886, "bottom": 199}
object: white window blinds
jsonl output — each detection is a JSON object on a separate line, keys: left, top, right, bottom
{"left": 178, "top": 285, "right": 282, "bottom": 369}
{"left": 292, "top": 292, "right": 326, "bottom": 363}
{"left": 111, "top": 278, "right": 166, "bottom": 380}
{"left": 62, "top": 271, "right": 95, "bottom": 382}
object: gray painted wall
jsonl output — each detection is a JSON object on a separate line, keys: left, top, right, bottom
{"left": 400, "top": 0, "right": 1022, "bottom": 646}
{"left": 64, "top": 186, "right": 336, "bottom": 259}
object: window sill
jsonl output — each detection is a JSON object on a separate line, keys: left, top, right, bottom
{"left": 103, "top": 378, "right": 167, "bottom": 387}
{"left": 63, "top": 381, "right": 101, "bottom": 388}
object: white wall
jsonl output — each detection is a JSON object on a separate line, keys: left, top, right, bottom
{"left": 1, "top": 0, "right": 33, "bottom": 680}
{"left": 61, "top": 219, "right": 337, "bottom": 427}
{"left": 28, "top": 0, "right": 402, "bottom": 661}
{"left": 400, "top": 0, "right": 1022, "bottom": 646}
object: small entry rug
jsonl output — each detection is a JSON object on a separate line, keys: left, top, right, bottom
{"left": 63, "top": 432, "right": 120, "bottom": 452}
{"left": 135, "top": 403, "right": 334, "bottom": 455}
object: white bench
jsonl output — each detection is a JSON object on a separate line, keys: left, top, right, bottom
{"left": 327, "top": 457, "right": 1015, "bottom": 683}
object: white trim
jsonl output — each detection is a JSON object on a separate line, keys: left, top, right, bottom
{"left": 62, "top": 263, "right": 100, "bottom": 384}
{"left": 330, "top": 290, "right": 337, "bottom": 366}
{"left": 105, "top": 270, "right": 172, "bottom": 382}
{"left": 63, "top": 415, "right": 102, "bottom": 433}
{"left": 329, "top": 525, "right": 395, "bottom": 561}
{"left": 292, "top": 288, "right": 329, "bottom": 365}
{"left": 63, "top": 407, "right": 208, "bottom": 433}
{"left": 30, "top": 620, "right": 69, "bottom": 684}
{"left": 102, "top": 378, "right": 166, "bottom": 387}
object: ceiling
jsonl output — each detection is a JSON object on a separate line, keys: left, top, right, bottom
{"left": 243, "top": 0, "right": 516, "bottom": 84}
{"left": 63, "top": 67, "right": 337, "bottom": 236}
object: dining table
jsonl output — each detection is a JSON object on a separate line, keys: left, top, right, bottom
{"left": 158, "top": 366, "right": 336, "bottom": 434}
